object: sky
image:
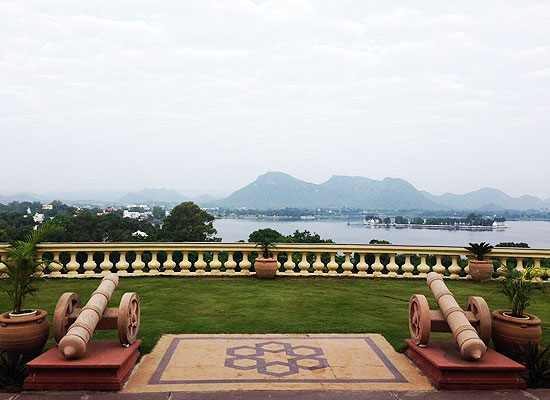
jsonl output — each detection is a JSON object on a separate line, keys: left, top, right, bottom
{"left": 1, "top": 1, "right": 549, "bottom": 199}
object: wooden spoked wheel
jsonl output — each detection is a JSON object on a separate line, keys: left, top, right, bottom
{"left": 409, "top": 294, "right": 431, "bottom": 346}
{"left": 53, "top": 292, "right": 81, "bottom": 343}
{"left": 118, "top": 292, "right": 140, "bottom": 346}
{"left": 466, "top": 296, "right": 491, "bottom": 345}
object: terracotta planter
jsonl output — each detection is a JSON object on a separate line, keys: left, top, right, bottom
{"left": 0, "top": 309, "right": 50, "bottom": 359}
{"left": 468, "top": 260, "right": 494, "bottom": 282}
{"left": 254, "top": 257, "right": 278, "bottom": 279}
{"left": 492, "top": 309, "right": 542, "bottom": 361}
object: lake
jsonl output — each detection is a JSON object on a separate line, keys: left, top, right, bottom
{"left": 213, "top": 219, "right": 550, "bottom": 249}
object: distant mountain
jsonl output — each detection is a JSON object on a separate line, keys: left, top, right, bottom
{"left": 421, "top": 188, "right": 547, "bottom": 211}
{"left": 117, "top": 188, "right": 187, "bottom": 205}
{"left": 0, "top": 193, "right": 40, "bottom": 204}
{"left": 214, "top": 172, "right": 444, "bottom": 210}
{"left": 214, "top": 172, "right": 319, "bottom": 208}
{"left": 191, "top": 194, "right": 220, "bottom": 205}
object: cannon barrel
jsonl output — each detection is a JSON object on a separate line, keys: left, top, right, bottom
{"left": 426, "top": 272, "right": 486, "bottom": 360}
{"left": 58, "top": 274, "right": 119, "bottom": 359}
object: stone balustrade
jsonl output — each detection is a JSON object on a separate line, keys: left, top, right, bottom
{"left": 0, "top": 242, "right": 549, "bottom": 280}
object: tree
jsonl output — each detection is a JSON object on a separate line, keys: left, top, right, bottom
{"left": 152, "top": 206, "right": 165, "bottom": 220}
{"left": 283, "top": 230, "right": 333, "bottom": 243}
{"left": 162, "top": 202, "right": 218, "bottom": 242}
{"left": 395, "top": 216, "right": 408, "bottom": 224}
{"left": 248, "top": 228, "right": 284, "bottom": 244}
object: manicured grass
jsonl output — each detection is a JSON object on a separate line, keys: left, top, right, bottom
{"left": 2, "top": 277, "right": 548, "bottom": 355}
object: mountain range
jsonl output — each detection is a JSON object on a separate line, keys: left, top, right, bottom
{"left": 116, "top": 188, "right": 218, "bottom": 205}
{"left": 210, "top": 172, "right": 550, "bottom": 211}
{"left": 2, "top": 172, "right": 549, "bottom": 211}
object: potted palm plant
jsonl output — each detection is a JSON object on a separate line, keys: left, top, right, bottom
{"left": 249, "top": 228, "right": 281, "bottom": 279}
{"left": 254, "top": 239, "right": 278, "bottom": 279}
{"left": 465, "top": 242, "right": 494, "bottom": 282}
{"left": 0, "top": 224, "right": 54, "bottom": 359}
{"left": 492, "top": 263, "right": 545, "bottom": 361}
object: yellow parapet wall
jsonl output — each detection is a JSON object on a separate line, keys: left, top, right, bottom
{"left": 0, "top": 242, "right": 549, "bottom": 279}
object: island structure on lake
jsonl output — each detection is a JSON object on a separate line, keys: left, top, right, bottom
{"left": 362, "top": 213, "right": 507, "bottom": 231}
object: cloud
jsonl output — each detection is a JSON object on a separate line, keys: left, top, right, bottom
{"left": 0, "top": 0, "right": 549, "bottom": 198}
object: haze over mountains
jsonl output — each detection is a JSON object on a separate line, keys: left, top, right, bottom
{"left": 2, "top": 172, "right": 549, "bottom": 211}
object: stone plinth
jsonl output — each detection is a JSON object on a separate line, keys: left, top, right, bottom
{"left": 24, "top": 340, "right": 141, "bottom": 391}
{"left": 405, "top": 339, "right": 526, "bottom": 390}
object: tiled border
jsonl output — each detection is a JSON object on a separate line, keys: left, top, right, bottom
{"left": 149, "top": 336, "right": 408, "bottom": 385}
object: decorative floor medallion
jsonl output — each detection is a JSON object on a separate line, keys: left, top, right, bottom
{"left": 224, "top": 341, "right": 329, "bottom": 377}
{"left": 124, "top": 334, "right": 433, "bottom": 392}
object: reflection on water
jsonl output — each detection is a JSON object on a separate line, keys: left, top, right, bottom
{"left": 213, "top": 219, "right": 550, "bottom": 248}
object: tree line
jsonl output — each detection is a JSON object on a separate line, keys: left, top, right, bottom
{"left": 0, "top": 201, "right": 218, "bottom": 242}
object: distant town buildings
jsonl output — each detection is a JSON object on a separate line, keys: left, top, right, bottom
{"left": 132, "top": 230, "right": 148, "bottom": 238}
{"left": 33, "top": 213, "right": 44, "bottom": 223}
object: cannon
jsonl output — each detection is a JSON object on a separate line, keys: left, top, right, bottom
{"left": 409, "top": 272, "right": 491, "bottom": 360}
{"left": 53, "top": 273, "right": 140, "bottom": 359}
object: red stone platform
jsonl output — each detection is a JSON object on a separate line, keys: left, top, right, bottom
{"left": 24, "top": 340, "right": 141, "bottom": 391}
{"left": 405, "top": 339, "right": 526, "bottom": 390}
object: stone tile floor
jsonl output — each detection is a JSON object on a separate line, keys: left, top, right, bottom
{"left": 3, "top": 390, "right": 550, "bottom": 399}
{"left": 8, "top": 333, "right": 549, "bottom": 399}
{"left": 124, "top": 334, "right": 432, "bottom": 393}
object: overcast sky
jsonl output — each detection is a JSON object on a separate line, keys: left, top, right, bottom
{"left": 1, "top": 1, "right": 549, "bottom": 199}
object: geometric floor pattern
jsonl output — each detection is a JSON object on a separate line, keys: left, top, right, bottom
{"left": 124, "top": 334, "right": 434, "bottom": 392}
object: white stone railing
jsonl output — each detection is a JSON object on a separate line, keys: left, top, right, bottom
{"left": 0, "top": 242, "right": 549, "bottom": 280}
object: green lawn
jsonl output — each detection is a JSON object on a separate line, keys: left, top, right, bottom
{"left": 2, "top": 277, "right": 548, "bottom": 355}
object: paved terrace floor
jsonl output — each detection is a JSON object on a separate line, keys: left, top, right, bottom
{"left": 9, "top": 333, "right": 550, "bottom": 399}
{"left": 4, "top": 389, "right": 550, "bottom": 399}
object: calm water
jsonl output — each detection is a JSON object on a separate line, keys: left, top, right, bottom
{"left": 213, "top": 219, "right": 550, "bottom": 249}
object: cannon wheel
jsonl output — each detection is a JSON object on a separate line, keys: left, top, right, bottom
{"left": 118, "top": 292, "right": 140, "bottom": 346}
{"left": 53, "top": 292, "right": 81, "bottom": 343}
{"left": 466, "top": 296, "right": 491, "bottom": 345}
{"left": 409, "top": 294, "right": 431, "bottom": 346}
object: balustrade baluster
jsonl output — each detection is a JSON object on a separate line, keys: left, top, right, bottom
{"left": 99, "top": 252, "right": 113, "bottom": 275}
{"left": 298, "top": 252, "right": 310, "bottom": 275}
{"left": 148, "top": 251, "right": 161, "bottom": 275}
{"left": 496, "top": 257, "right": 507, "bottom": 279}
{"left": 372, "top": 254, "right": 384, "bottom": 277}
{"left": 0, "top": 252, "right": 8, "bottom": 277}
{"left": 313, "top": 252, "right": 324, "bottom": 274}
{"left": 36, "top": 252, "right": 46, "bottom": 277}
{"left": 284, "top": 252, "right": 296, "bottom": 275}
{"left": 163, "top": 252, "right": 176, "bottom": 274}
{"left": 387, "top": 254, "right": 399, "bottom": 277}
{"left": 342, "top": 253, "right": 353, "bottom": 275}
{"left": 239, "top": 252, "right": 251, "bottom": 275}
{"left": 272, "top": 251, "right": 282, "bottom": 270}
{"left": 179, "top": 252, "right": 191, "bottom": 274}
{"left": 116, "top": 252, "right": 129, "bottom": 275}
{"left": 83, "top": 251, "right": 96, "bottom": 276}
{"left": 515, "top": 257, "right": 525, "bottom": 272}
{"left": 193, "top": 251, "right": 207, "bottom": 275}
{"left": 402, "top": 254, "right": 414, "bottom": 277}
{"left": 464, "top": 259, "right": 471, "bottom": 280}
{"left": 448, "top": 256, "right": 461, "bottom": 280}
{"left": 327, "top": 253, "right": 338, "bottom": 275}
{"left": 432, "top": 255, "right": 445, "bottom": 275}
{"left": 132, "top": 252, "right": 145, "bottom": 275}
{"left": 210, "top": 252, "right": 222, "bottom": 275}
{"left": 356, "top": 253, "right": 368, "bottom": 276}
{"left": 66, "top": 252, "right": 80, "bottom": 276}
{"left": 417, "top": 254, "right": 430, "bottom": 277}
{"left": 224, "top": 252, "right": 237, "bottom": 274}
{"left": 50, "top": 252, "right": 63, "bottom": 276}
